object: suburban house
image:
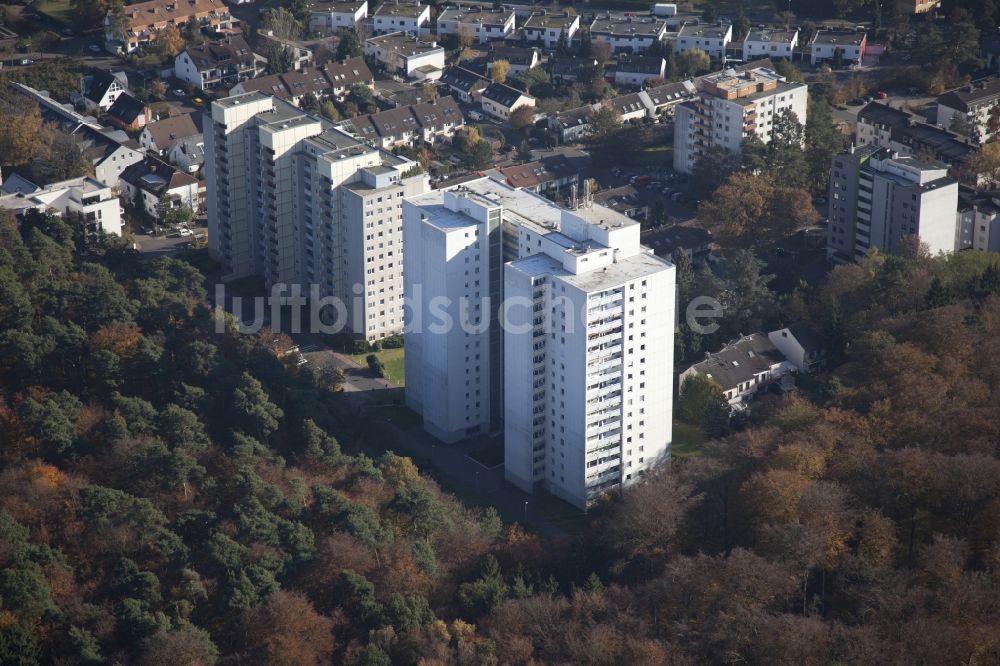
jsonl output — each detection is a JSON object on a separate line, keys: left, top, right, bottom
{"left": 307, "top": 0, "right": 368, "bottom": 32}
{"left": 768, "top": 324, "right": 827, "bottom": 374}
{"left": 344, "top": 95, "right": 463, "bottom": 148}
{"left": 642, "top": 224, "right": 713, "bottom": 261}
{"left": 487, "top": 156, "right": 578, "bottom": 193}
{"left": 548, "top": 104, "right": 599, "bottom": 142}
{"left": 607, "top": 90, "right": 654, "bottom": 122}
{"left": 644, "top": 79, "right": 697, "bottom": 117}
{"left": 487, "top": 45, "right": 540, "bottom": 75}
{"left": 521, "top": 12, "right": 579, "bottom": 49}
{"left": 371, "top": 2, "right": 430, "bottom": 36}
{"left": 10, "top": 82, "right": 144, "bottom": 191}
{"left": 589, "top": 15, "right": 667, "bottom": 54}
{"left": 78, "top": 68, "right": 130, "bottom": 112}
{"left": 320, "top": 57, "right": 376, "bottom": 97}
{"left": 140, "top": 113, "right": 203, "bottom": 155}
{"left": 675, "top": 22, "right": 733, "bottom": 60}
{"left": 167, "top": 135, "right": 205, "bottom": 173}
{"left": 479, "top": 82, "right": 536, "bottom": 120}
{"left": 957, "top": 187, "right": 1000, "bottom": 252}
{"left": 937, "top": 78, "right": 1000, "bottom": 144}
{"left": 547, "top": 55, "right": 599, "bottom": 84}
{"left": 120, "top": 157, "right": 201, "bottom": 220}
{"left": 258, "top": 34, "right": 314, "bottom": 70}
{"left": 0, "top": 175, "right": 123, "bottom": 236}
{"left": 107, "top": 93, "right": 151, "bottom": 131}
{"left": 364, "top": 32, "right": 445, "bottom": 80}
{"left": 229, "top": 57, "right": 373, "bottom": 104}
{"left": 856, "top": 101, "right": 976, "bottom": 182}
{"left": 439, "top": 66, "right": 490, "bottom": 103}
{"left": 174, "top": 36, "right": 260, "bottom": 91}
{"left": 105, "top": 0, "right": 235, "bottom": 53}
{"left": 593, "top": 184, "right": 647, "bottom": 220}
{"left": 680, "top": 333, "right": 794, "bottom": 410}
{"left": 742, "top": 28, "right": 799, "bottom": 61}
{"left": 809, "top": 29, "right": 867, "bottom": 66}
{"left": 613, "top": 55, "right": 666, "bottom": 88}
{"left": 436, "top": 6, "right": 516, "bottom": 44}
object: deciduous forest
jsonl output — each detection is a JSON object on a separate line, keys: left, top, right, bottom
{"left": 2, "top": 211, "right": 1000, "bottom": 664}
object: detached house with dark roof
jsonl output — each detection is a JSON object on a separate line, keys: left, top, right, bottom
{"left": 439, "top": 66, "right": 490, "bottom": 103}
{"left": 480, "top": 82, "right": 535, "bottom": 120}
{"left": 613, "top": 55, "right": 666, "bottom": 88}
{"left": 679, "top": 333, "right": 794, "bottom": 409}
{"left": 344, "top": 95, "right": 463, "bottom": 149}
{"left": 487, "top": 45, "right": 539, "bottom": 75}
{"left": 79, "top": 69, "right": 130, "bottom": 112}
{"left": 139, "top": 113, "right": 203, "bottom": 155}
{"left": 548, "top": 104, "right": 599, "bottom": 142}
{"left": 107, "top": 93, "right": 151, "bottom": 131}
{"left": 174, "top": 36, "right": 260, "bottom": 91}
{"left": 936, "top": 77, "right": 1000, "bottom": 145}
{"left": 228, "top": 56, "right": 373, "bottom": 105}
{"left": 120, "top": 157, "right": 201, "bottom": 219}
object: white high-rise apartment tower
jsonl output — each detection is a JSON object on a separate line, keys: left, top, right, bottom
{"left": 205, "top": 91, "right": 429, "bottom": 341}
{"left": 673, "top": 66, "right": 808, "bottom": 174}
{"left": 403, "top": 179, "right": 675, "bottom": 509}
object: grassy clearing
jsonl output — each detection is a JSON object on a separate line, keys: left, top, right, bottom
{"left": 352, "top": 347, "right": 405, "bottom": 385}
{"left": 35, "top": 0, "right": 73, "bottom": 25}
{"left": 633, "top": 144, "right": 673, "bottom": 168}
{"left": 672, "top": 421, "right": 705, "bottom": 458}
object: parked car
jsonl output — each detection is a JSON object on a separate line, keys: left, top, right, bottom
{"left": 876, "top": 91, "right": 888, "bottom": 99}
{"left": 468, "top": 110, "right": 484, "bottom": 121}
{"left": 179, "top": 228, "right": 193, "bottom": 237}
{"left": 172, "top": 88, "right": 185, "bottom": 97}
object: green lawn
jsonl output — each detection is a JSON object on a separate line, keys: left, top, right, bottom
{"left": 633, "top": 144, "right": 673, "bottom": 167}
{"left": 352, "top": 347, "right": 405, "bottom": 385}
{"left": 672, "top": 421, "right": 705, "bottom": 458}
{"left": 34, "top": 0, "right": 73, "bottom": 25}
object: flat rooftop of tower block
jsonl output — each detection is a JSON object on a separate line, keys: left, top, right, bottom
{"left": 215, "top": 91, "right": 270, "bottom": 108}
{"left": 406, "top": 189, "right": 480, "bottom": 232}
{"left": 560, "top": 248, "right": 673, "bottom": 291}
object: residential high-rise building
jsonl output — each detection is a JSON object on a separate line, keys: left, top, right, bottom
{"left": 205, "top": 91, "right": 429, "bottom": 341}
{"left": 827, "top": 145, "right": 959, "bottom": 263}
{"left": 403, "top": 179, "right": 675, "bottom": 509}
{"left": 672, "top": 66, "right": 808, "bottom": 173}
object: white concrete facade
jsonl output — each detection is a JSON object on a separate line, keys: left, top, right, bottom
{"left": 308, "top": 0, "right": 368, "bottom": 32}
{"left": 403, "top": 179, "right": 675, "bottom": 509}
{"left": 742, "top": 28, "right": 798, "bottom": 61}
{"left": 673, "top": 66, "right": 808, "bottom": 173}
{"left": 436, "top": 7, "right": 516, "bottom": 44}
{"left": 206, "top": 92, "right": 429, "bottom": 341}
{"left": 0, "top": 176, "right": 122, "bottom": 236}
{"left": 675, "top": 23, "right": 732, "bottom": 61}
{"left": 827, "top": 145, "right": 959, "bottom": 262}
{"left": 372, "top": 3, "right": 430, "bottom": 36}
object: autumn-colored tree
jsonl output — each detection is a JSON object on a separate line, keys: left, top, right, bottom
{"left": 155, "top": 24, "right": 185, "bottom": 57}
{"left": 509, "top": 105, "right": 535, "bottom": 131}
{"left": 491, "top": 59, "right": 510, "bottom": 83}
{"left": 0, "top": 92, "right": 44, "bottom": 167}
{"left": 241, "top": 591, "right": 334, "bottom": 665}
